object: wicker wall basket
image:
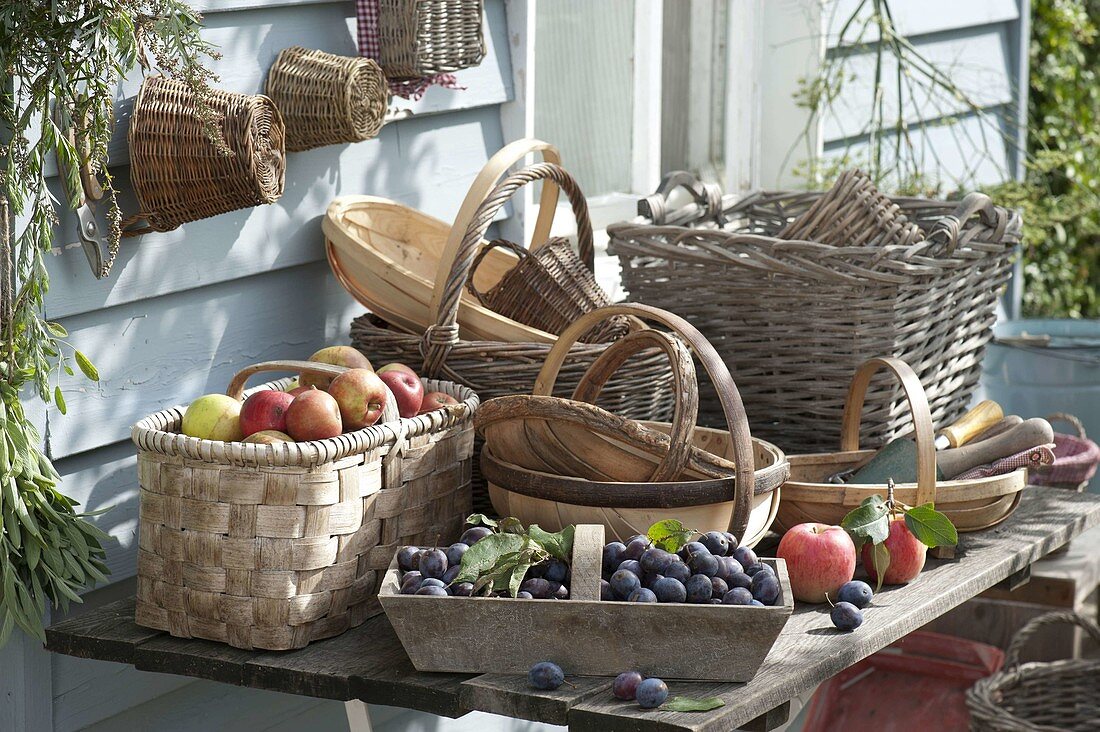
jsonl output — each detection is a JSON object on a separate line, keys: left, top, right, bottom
{"left": 967, "top": 611, "right": 1100, "bottom": 731}
{"left": 132, "top": 360, "right": 477, "bottom": 651}
{"left": 608, "top": 172, "right": 1021, "bottom": 454}
{"left": 125, "top": 75, "right": 286, "bottom": 235}
{"left": 476, "top": 304, "right": 789, "bottom": 548}
{"left": 775, "top": 357, "right": 1028, "bottom": 534}
{"left": 377, "top": 0, "right": 486, "bottom": 78}
{"left": 264, "top": 46, "right": 388, "bottom": 152}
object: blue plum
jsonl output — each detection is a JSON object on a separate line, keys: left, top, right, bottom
{"left": 445, "top": 543, "right": 468, "bottom": 567}
{"left": 528, "top": 661, "right": 565, "bottom": 690}
{"left": 685, "top": 574, "right": 714, "bottom": 603}
{"left": 613, "top": 671, "right": 644, "bottom": 700}
{"left": 602, "top": 542, "right": 627, "bottom": 574}
{"left": 722, "top": 587, "right": 753, "bottom": 605}
{"left": 396, "top": 546, "right": 420, "bottom": 571}
{"left": 751, "top": 571, "right": 781, "bottom": 605}
{"left": 700, "top": 531, "right": 730, "bottom": 556}
{"left": 418, "top": 549, "right": 448, "bottom": 579}
{"left": 636, "top": 678, "right": 669, "bottom": 708}
{"left": 628, "top": 588, "right": 658, "bottom": 603}
{"left": 831, "top": 601, "right": 863, "bottom": 631}
{"left": 837, "top": 580, "right": 873, "bottom": 609}
{"left": 652, "top": 577, "right": 688, "bottom": 603}
{"left": 610, "top": 569, "right": 642, "bottom": 599}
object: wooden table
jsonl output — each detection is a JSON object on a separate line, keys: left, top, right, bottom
{"left": 45, "top": 489, "right": 1100, "bottom": 732}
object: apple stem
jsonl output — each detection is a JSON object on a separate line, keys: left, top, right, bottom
{"left": 824, "top": 592, "right": 835, "bottom": 608}
{"left": 885, "top": 479, "right": 901, "bottom": 518}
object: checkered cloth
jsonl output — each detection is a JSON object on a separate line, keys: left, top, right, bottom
{"left": 356, "top": 0, "right": 464, "bottom": 100}
{"left": 953, "top": 444, "right": 1056, "bottom": 481}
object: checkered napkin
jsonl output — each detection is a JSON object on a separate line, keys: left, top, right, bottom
{"left": 357, "top": 0, "right": 464, "bottom": 100}
{"left": 952, "top": 444, "right": 1056, "bottom": 481}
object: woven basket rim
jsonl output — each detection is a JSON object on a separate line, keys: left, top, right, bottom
{"left": 131, "top": 376, "right": 478, "bottom": 467}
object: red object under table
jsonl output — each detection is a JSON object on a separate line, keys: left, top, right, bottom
{"left": 802, "top": 630, "right": 1005, "bottom": 731}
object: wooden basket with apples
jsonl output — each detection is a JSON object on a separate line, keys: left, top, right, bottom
{"left": 776, "top": 357, "right": 1031, "bottom": 535}
{"left": 475, "top": 303, "right": 790, "bottom": 548}
{"left": 130, "top": 357, "right": 478, "bottom": 651}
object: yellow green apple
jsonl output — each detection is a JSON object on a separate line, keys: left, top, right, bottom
{"left": 182, "top": 394, "right": 244, "bottom": 442}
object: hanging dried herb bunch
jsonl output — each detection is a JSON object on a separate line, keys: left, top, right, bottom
{"left": 0, "top": 0, "right": 221, "bottom": 646}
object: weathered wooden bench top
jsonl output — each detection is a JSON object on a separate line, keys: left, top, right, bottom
{"left": 45, "top": 488, "right": 1100, "bottom": 732}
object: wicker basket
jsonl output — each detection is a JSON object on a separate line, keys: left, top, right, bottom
{"left": 377, "top": 0, "right": 485, "bottom": 78}
{"left": 608, "top": 172, "right": 1021, "bottom": 453}
{"left": 967, "top": 611, "right": 1100, "bottom": 731}
{"left": 776, "top": 357, "right": 1028, "bottom": 534}
{"left": 132, "top": 360, "right": 477, "bottom": 651}
{"left": 264, "top": 46, "right": 388, "bottom": 152}
{"left": 1033, "top": 413, "right": 1100, "bottom": 491}
{"left": 125, "top": 76, "right": 286, "bottom": 236}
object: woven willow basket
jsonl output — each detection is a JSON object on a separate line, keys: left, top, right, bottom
{"left": 125, "top": 76, "right": 286, "bottom": 236}
{"left": 377, "top": 0, "right": 485, "bottom": 78}
{"left": 132, "top": 360, "right": 477, "bottom": 651}
{"left": 264, "top": 46, "right": 388, "bottom": 152}
{"left": 608, "top": 171, "right": 1021, "bottom": 453}
{"left": 967, "top": 611, "right": 1100, "bottom": 731}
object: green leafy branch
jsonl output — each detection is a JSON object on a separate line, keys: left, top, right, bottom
{"left": 456, "top": 515, "right": 575, "bottom": 597}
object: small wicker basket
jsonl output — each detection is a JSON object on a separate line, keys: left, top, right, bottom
{"left": 125, "top": 76, "right": 286, "bottom": 236}
{"left": 132, "top": 360, "right": 477, "bottom": 651}
{"left": 377, "top": 0, "right": 485, "bottom": 78}
{"left": 967, "top": 611, "right": 1100, "bottom": 731}
{"left": 264, "top": 46, "right": 388, "bottom": 152}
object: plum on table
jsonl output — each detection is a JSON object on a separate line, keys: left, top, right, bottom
{"left": 831, "top": 601, "right": 863, "bottom": 631}
{"left": 837, "top": 580, "right": 873, "bottom": 608}
{"left": 613, "top": 671, "right": 644, "bottom": 700}
{"left": 528, "top": 661, "right": 565, "bottom": 691}
{"left": 636, "top": 678, "right": 669, "bottom": 709}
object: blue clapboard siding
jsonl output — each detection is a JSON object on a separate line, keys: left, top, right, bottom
{"left": 0, "top": 0, "right": 519, "bottom": 730}
{"left": 822, "top": 0, "right": 1026, "bottom": 187}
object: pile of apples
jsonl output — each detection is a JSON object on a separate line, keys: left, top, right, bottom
{"left": 180, "top": 346, "right": 460, "bottom": 444}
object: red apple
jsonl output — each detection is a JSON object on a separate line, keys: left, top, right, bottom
{"left": 239, "top": 390, "right": 294, "bottom": 437}
{"left": 377, "top": 365, "right": 424, "bottom": 418}
{"left": 418, "top": 391, "right": 460, "bottom": 414}
{"left": 286, "top": 384, "right": 316, "bottom": 397}
{"left": 300, "top": 346, "right": 373, "bottom": 390}
{"left": 862, "top": 517, "right": 927, "bottom": 585}
{"left": 285, "top": 389, "right": 343, "bottom": 441}
{"left": 328, "top": 368, "right": 389, "bottom": 429}
{"left": 776, "top": 523, "right": 856, "bottom": 603}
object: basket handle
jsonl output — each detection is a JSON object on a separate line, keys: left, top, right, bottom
{"left": 927, "top": 192, "right": 1004, "bottom": 255}
{"left": 424, "top": 162, "right": 594, "bottom": 374}
{"left": 1046, "top": 412, "right": 1087, "bottom": 439}
{"left": 567, "top": 329, "right": 699, "bottom": 482}
{"left": 225, "top": 359, "right": 400, "bottom": 424}
{"left": 840, "top": 357, "right": 937, "bottom": 507}
{"left": 1004, "top": 610, "right": 1100, "bottom": 668}
{"left": 533, "top": 303, "right": 755, "bottom": 540}
{"left": 639, "top": 170, "right": 724, "bottom": 225}
{"left": 465, "top": 238, "right": 530, "bottom": 305}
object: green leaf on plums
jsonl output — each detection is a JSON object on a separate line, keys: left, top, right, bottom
{"left": 497, "top": 517, "right": 526, "bottom": 534}
{"left": 457, "top": 532, "right": 525, "bottom": 583}
{"left": 903, "top": 503, "right": 958, "bottom": 548}
{"left": 662, "top": 696, "right": 725, "bottom": 712}
{"left": 529, "top": 524, "right": 575, "bottom": 562}
{"left": 465, "top": 514, "right": 498, "bottom": 529}
{"left": 870, "top": 541, "right": 890, "bottom": 593}
{"left": 840, "top": 495, "right": 890, "bottom": 547}
{"left": 508, "top": 561, "right": 530, "bottom": 597}
{"left": 647, "top": 519, "right": 696, "bottom": 552}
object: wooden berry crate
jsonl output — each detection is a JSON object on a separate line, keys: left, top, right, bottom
{"left": 378, "top": 524, "right": 793, "bottom": 681}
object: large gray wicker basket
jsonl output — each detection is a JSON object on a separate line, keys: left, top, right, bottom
{"left": 607, "top": 172, "right": 1021, "bottom": 453}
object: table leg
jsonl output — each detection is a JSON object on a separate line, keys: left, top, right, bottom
{"left": 345, "top": 700, "right": 374, "bottom": 732}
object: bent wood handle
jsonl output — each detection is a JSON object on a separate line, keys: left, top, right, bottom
{"left": 841, "top": 357, "right": 937, "bottom": 507}
{"left": 535, "top": 303, "right": 755, "bottom": 541}
{"left": 938, "top": 400, "right": 1003, "bottom": 449}
{"left": 937, "top": 418, "right": 1054, "bottom": 479}
{"left": 429, "top": 138, "right": 562, "bottom": 326}
{"left": 571, "top": 524, "right": 605, "bottom": 602}
{"left": 569, "top": 329, "right": 699, "bottom": 481}
{"left": 1047, "top": 412, "right": 1087, "bottom": 439}
{"left": 225, "top": 360, "right": 400, "bottom": 424}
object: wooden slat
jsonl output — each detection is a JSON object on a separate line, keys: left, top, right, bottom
{"left": 45, "top": 598, "right": 164, "bottom": 665}
{"left": 826, "top": 0, "right": 1019, "bottom": 44}
{"left": 458, "top": 674, "right": 611, "bottom": 725}
{"left": 134, "top": 636, "right": 260, "bottom": 687}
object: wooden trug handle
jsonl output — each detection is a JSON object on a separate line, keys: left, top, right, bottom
{"left": 938, "top": 400, "right": 1003, "bottom": 448}
{"left": 937, "top": 418, "right": 1054, "bottom": 479}
{"left": 571, "top": 524, "right": 606, "bottom": 602}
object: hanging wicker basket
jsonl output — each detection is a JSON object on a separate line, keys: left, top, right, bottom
{"left": 377, "top": 0, "right": 486, "bottom": 78}
{"left": 125, "top": 75, "right": 286, "bottom": 235}
{"left": 264, "top": 46, "right": 388, "bottom": 152}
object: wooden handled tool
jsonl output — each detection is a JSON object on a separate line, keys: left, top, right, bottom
{"left": 934, "top": 400, "right": 1003, "bottom": 450}
{"left": 849, "top": 417, "right": 1054, "bottom": 484}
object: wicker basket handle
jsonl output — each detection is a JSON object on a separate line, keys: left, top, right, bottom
{"left": 639, "top": 170, "right": 724, "bottom": 225}
{"left": 840, "top": 357, "right": 937, "bottom": 506}
{"left": 225, "top": 359, "right": 400, "bottom": 424}
{"left": 927, "top": 192, "right": 1002, "bottom": 255}
{"left": 1046, "top": 412, "right": 1087, "bottom": 439}
{"left": 424, "top": 162, "right": 594, "bottom": 373}
{"left": 465, "top": 238, "right": 529, "bottom": 304}
{"left": 1004, "top": 610, "right": 1100, "bottom": 668}
{"left": 533, "top": 303, "right": 755, "bottom": 540}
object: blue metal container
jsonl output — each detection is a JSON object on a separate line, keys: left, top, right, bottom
{"left": 980, "top": 319, "right": 1100, "bottom": 493}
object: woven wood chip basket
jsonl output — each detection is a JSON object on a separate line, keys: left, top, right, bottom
{"left": 264, "top": 46, "right": 388, "bottom": 152}
{"left": 608, "top": 170, "right": 1021, "bottom": 453}
{"left": 967, "top": 611, "right": 1100, "bottom": 731}
{"left": 377, "top": 0, "right": 486, "bottom": 78}
{"left": 125, "top": 76, "right": 286, "bottom": 236}
{"left": 132, "top": 360, "right": 477, "bottom": 651}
